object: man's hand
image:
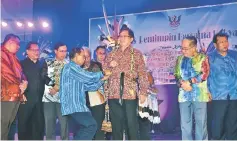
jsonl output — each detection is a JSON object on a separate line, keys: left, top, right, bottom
{"left": 49, "top": 88, "right": 57, "bottom": 95}
{"left": 19, "top": 80, "right": 28, "bottom": 94}
{"left": 98, "top": 92, "right": 105, "bottom": 103}
{"left": 103, "top": 69, "right": 112, "bottom": 76}
{"left": 180, "top": 80, "right": 192, "bottom": 92}
{"left": 22, "top": 94, "right": 27, "bottom": 102}
{"left": 208, "top": 93, "right": 212, "bottom": 101}
{"left": 101, "top": 75, "right": 110, "bottom": 81}
{"left": 109, "top": 60, "right": 118, "bottom": 68}
{"left": 139, "top": 94, "right": 147, "bottom": 104}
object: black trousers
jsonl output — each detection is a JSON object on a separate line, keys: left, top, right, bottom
{"left": 90, "top": 103, "right": 105, "bottom": 140}
{"left": 8, "top": 116, "right": 17, "bottom": 140}
{"left": 138, "top": 117, "right": 151, "bottom": 140}
{"left": 207, "top": 101, "right": 212, "bottom": 140}
{"left": 109, "top": 99, "right": 138, "bottom": 140}
{"left": 18, "top": 101, "right": 45, "bottom": 140}
{"left": 211, "top": 100, "right": 237, "bottom": 140}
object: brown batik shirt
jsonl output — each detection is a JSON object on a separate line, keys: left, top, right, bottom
{"left": 104, "top": 46, "right": 149, "bottom": 100}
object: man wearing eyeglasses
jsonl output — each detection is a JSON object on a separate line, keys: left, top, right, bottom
{"left": 1, "top": 34, "right": 28, "bottom": 140}
{"left": 174, "top": 36, "right": 210, "bottom": 140}
{"left": 18, "top": 41, "right": 45, "bottom": 140}
{"left": 208, "top": 33, "right": 237, "bottom": 140}
{"left": 42, "top": 42, "right": 69, "bottom": 140}
{"left": 104, "top": 25, "right": 149, "bottom": 140}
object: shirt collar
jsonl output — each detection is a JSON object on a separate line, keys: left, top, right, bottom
{"left": 118, "top": 46, "right": 132, "bottom": 53}
{"left": 27, "top": 57, "right": 39, "bottom": 64}
{"left": 214, "top": 50, "right": 230, "bottom": 58}
{"left": 70, "top": 61, "right": 82, "bottom": 68}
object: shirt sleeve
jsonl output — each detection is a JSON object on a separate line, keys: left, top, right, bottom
{"left": 192, "top": 56, "right": 210, "bottom": 83}
{"left": 70, "top": 63, "right": 104, "bottom": 83}
{"left": 137, "top": 51, "right": 149, "bottom": 96}
{"left": 41, "top": 60, "right": 52, "bottom": 86}
{"left": 174, "top": 56, "right": 182, "bottom": 87}
{"left": 84, "top": 80, "right": 104, "bottom": 91}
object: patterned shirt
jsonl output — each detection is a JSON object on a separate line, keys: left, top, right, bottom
{"left": 59, "top": 61, "right": 104, "bottom": 116}
{"left": 174, "top": 53, "right": 210, "bottom": 102}
{"left": 42, "top": 58, "right": 68, "bottom": 103}
{"left": 208, "top": 50, "right": 237, "bottom": 100}
{"left": 104, "top": 46, "right": 149, "bottom": 100}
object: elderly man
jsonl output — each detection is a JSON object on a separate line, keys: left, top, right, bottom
{"left": 174, "top": 36, "right": 210, "bottom": 140}
{"left": 1, "top": 34, "right": 27, "bottom": 140}
{"left": 83, "top": 47, "right": 106, "bottom": 140}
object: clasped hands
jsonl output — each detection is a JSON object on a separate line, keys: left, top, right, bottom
{"left": 180, "top": 80, "right": 193, "bottom": 92}
{"left": 19, "top": 80, "right": 28, "bottom": 102}
{"left": 49, "top": 85, "right": 59, "bottom": 95}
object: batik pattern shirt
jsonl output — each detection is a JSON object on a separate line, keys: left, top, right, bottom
{"left": 104, "top": 46, "right": 149, "bottom": 100}
{"left": 174, "top": 53, "right": 210, "bottom": 102}
{"left": 42, "top": 58, "right": 68, "bottom": 103}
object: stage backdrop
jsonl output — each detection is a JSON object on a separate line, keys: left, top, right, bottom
{"left": 89, "top": 2, "right": 237, "bottom": 132}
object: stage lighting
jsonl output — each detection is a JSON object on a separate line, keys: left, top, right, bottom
{"left": 1, "top": 21, "right": 8, "bottom": 27}
{"left": 16, "top": 22, "right": 23, "bottom": 27}
{"left": 42, "top": 21, "right": 49, "bottom": 28}
{"left": 27, "top": 22, "right": 34, "bottom": 27}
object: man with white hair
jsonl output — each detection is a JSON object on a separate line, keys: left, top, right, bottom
{"left": 83, "top": 47, "right": 106, "bottom": 140}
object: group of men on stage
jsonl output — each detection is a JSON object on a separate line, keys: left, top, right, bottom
{"left": 1, "top": 25, "right": 237, "bottom": 140}
{"left": 174, "top": 33, "right": 237, "bottom": 140}
{"left": 1, "top": 26, "right": 151, "bottom": 140}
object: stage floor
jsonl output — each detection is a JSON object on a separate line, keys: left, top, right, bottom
{"left": 12, "top": 131, "right": 181, "bottom": 140}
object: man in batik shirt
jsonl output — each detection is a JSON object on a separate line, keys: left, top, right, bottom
{"left": 42, "top": 42, "right": 69, "bottom": 140}
{"left": 174, "top": 36, "right": 210, "bottom": 140}
{"left": 104, "top": 25, "right": 149, "bottom": 140}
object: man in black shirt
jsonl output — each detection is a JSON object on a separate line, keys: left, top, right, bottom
{"left": 18, "top": 41, "right": 45, "bottom": 140}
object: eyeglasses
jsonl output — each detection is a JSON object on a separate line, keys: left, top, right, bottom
{"left": 118, "top": 35, "right": 130, "bottom": 38}
{"left": 28, "top": 49, "right": 40, "bottom": 52}
{"left": 181, "top": 46, "right": 193, "bottom": 51}
{"left": 97, "top": 52, "right": 105, "bottom": 55}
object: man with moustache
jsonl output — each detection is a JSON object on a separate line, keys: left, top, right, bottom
{"left": 208, "top": 33, "right": 237, "bottom": 140}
